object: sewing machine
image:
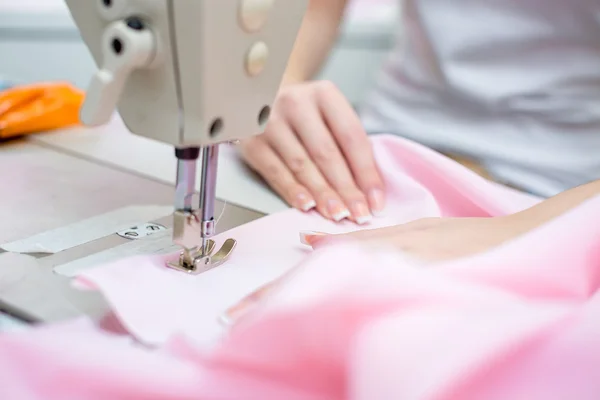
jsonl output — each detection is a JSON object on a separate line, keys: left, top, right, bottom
{"left": 64, "top": 0, "right": 307, "bottom": 274}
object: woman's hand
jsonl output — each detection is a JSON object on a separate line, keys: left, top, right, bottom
{"left": 239, "top": 81, "right": 386, "bottom": 224}
{"left": 301, "top": 215, "right": 534, "bottom": 262}
{"left": 301, "top": 179, "right": 600, "bottom": 261}
{"left": 224, "top": 214, "right": 539, "bottom": 324}
{"left": 225, "top": 179, "right": 600, "bottom": 325}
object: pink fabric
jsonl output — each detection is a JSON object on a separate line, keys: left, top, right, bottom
{"left": 73, "top": 134, "right": 539, "bottom": 346}
{"left": 2, "top": 135, "right": 599, "bottom": 399}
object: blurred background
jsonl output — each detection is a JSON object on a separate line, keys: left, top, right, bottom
{"left": 0, "top": 0, "right": 399, "bottom": 107}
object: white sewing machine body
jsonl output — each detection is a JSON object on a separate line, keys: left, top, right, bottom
{"left": 63, "top": 0, "right": 308, "bottom": 273}
{"left": 65, "top": 0, "right": 307, "bottom": 148}
{"left": 0, "top": 0, "right": 310, "bottom": 326}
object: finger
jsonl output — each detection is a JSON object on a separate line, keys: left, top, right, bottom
{"left": 299, "top": 226, "right": 398, "bottom": 247}
{"left": 240, "top": 137, "right": 315, "bottom": 212}
{"left": 318, "top": 82, "right": 386, "bottom": 215}
{"left": 282, "top": 90, "right": 372, "bottom": 224}
{"left": 266, "top": 116, "right": 350, "bottom": 221}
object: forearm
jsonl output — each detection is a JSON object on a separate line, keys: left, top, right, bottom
{"left": 511, "top": 179, "right": 600, "bottom": 230}
{"left": 282, "top": 0, "right": 349, "bottom": 85}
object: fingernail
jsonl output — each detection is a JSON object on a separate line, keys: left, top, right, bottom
{"left": 351, "top": 201, "right": 372, "bottom": 225}
{"left": 299, "top": 231, "right": 328, "bottom": 246}
{"left": 368, "top": 189, "right": 386, "bottom": 216}
{"left": 327, "top": 199, "right": 350, "bottom": 222}
{"left": 296, "top": 193, "right": 316, "bottom": 212}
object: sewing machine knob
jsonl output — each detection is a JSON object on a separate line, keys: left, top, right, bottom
{"left": 239, "top": 0, "right": 275, "bottom": 32}
{"left": 81, "top": 18, "right": 156, "bottom": 126}
{"left": 246, "top": 41, "right": 269, "bottom": 77}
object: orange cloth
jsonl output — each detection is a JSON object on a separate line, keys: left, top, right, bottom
{"left": 0, "top": 82, "right": 84, "bottom": 139}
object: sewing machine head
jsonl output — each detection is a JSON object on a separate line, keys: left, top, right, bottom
{"left": 64, "top": 0, "right": 307, "bottom": 148}
{"left": 65, "top": 0, "right": 308, "bottom": 274}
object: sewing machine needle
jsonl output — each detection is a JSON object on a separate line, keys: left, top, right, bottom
{"left": 199, "top": 144, "right": 219, "bottom": 255}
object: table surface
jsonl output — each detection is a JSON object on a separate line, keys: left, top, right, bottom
{"left": 0, "top": 137, "right": 264, "bottom": 326}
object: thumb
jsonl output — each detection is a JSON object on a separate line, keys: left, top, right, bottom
{"left": 299, "top": 231, "right": 330, "bottom": 247}
{"left": 299, "top": 228, "right": 387, "bottom": 247}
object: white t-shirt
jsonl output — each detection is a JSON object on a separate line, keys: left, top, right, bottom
{"left": 359, "top": 0, "right": 600, "bottom": 197}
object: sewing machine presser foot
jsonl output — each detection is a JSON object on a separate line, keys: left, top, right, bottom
{"left": 167, "top": 238, "right": 237, "bottom": 275}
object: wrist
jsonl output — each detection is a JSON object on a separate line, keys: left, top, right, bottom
{"left": 512, "top": 180, "right": 600, "bottom": 229}
{"left": 500, "top": 209, "right": 547, "bottom": 238}
{"left": 477, "top": 214, "right": 536, "bottom": 248}
{"left": 280, "top": 72, "right": 306, "bottom": 87}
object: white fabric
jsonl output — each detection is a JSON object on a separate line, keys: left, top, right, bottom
{"left": 360, "top": 0, "right": 600, "bottom": 196}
